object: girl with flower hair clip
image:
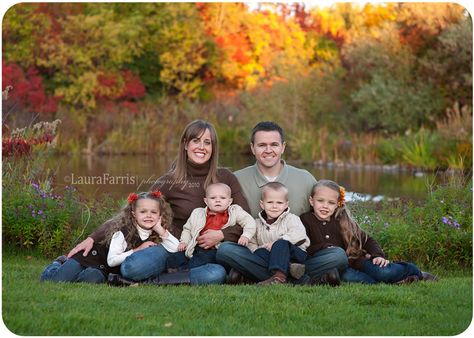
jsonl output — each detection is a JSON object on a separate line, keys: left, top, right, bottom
{"left": 41, "top": 190, "right": 179, "bottom": 284}
{"left": 300, "top": 179, "right": 437, "bottom": 285}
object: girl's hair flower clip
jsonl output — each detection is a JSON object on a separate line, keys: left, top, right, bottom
{"left": 150, "top": 190, "right": 162, "bottom": 198}
{"left": 338, "top": 186, "right": 345, "bottom": 208}
{"left": 127, "top": 193, "right": 139, "bottom": 204}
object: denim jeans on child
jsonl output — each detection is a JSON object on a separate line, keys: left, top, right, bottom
{"left": 341, "top": 260, "right": 422, "bottom": 284}
{"left": 119, "top": 244, "right": 226, "bottom": 285}
{"left": 253, "top": 239, "right": 307, "bottom": 275}
{"left": 40, "top": 258, "right": 106, "bottom": 283}
{"left": 167, "top": 247, "right": 218, "bottom": 270}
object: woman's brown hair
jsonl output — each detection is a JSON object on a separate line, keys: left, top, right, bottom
{"left": 170, "top": 119, "right": 219, "bottom": 189}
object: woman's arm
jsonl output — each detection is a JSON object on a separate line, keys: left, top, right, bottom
{"left": 67, "top": 219, "right": 116, "bottom": 257}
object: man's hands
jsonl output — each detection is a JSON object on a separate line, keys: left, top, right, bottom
{"left": 197, "top": 229, "right": 224, "bottom": 249}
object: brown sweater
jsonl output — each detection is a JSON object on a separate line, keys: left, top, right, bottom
{"left": 300, "top": 211, "right": 385, "bottom": 270}
{"left": 91, "top": 161, "right": 250, "bottom": 243}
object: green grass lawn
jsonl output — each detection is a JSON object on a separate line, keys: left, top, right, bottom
{"left": 2, "top": 249, "right": 472, "bottom": 336}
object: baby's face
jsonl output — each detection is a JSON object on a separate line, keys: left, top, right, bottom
{"left": 204, "top": 185, "right": 232, "bottom": 213}
{"left": 260, "top": 189, "right": 288, "bottom": 220}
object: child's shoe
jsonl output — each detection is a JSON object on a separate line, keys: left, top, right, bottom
{"left": 289, "top": 263, "right": 305, "bottom": 279}
{"left": 421, "top": 271, "right": 438, "bottom": 281}
{"left": 107, "top": 273, "right": 138, "bottom": 287}
{"left": 310, "top": 268, "right": 340, "bottom": 287}
{"left": 54, "top": 255, "right": 67, "bottom": 265}
{"left": 257, "top": 271, "right": 287, "bottom": 286}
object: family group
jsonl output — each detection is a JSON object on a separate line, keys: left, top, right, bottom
{"left": 41, "top": 121, "right": 437, "bottom": 286}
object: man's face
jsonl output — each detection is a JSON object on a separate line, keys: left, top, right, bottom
{"left": 250, "top": 131, "right": 286, "bottom": 170}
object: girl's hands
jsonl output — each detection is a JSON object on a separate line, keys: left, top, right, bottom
{"left": 178, "top": 242, "right": 187, "bottom": 251}
{"left": 152, "top": 217, "right": 165, "bottom": 237}
{"left": 372, "top": 256, "right": 390, "bottom": 268}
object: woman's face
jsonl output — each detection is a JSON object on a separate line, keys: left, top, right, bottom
{"left": 186, "top": 128, "right": 213, "bottom": 165}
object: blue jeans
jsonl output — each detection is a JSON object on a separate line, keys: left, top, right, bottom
{"left": 167, "top": 247, "right": 218, "bottom": 270}
{"left": 120, "top": 244, "right": 226, "bottom": 285}
{"left": 305, "top": 246, "right": 349, "bottom": 278}
{"left": 40, "top": 258, "right": 105, "bottom": 283}
{"left": 254, "top": 239, "right": 307, "bottom": 276}
{"left": 341, "top": 260, "right": 422, "bottom": 284}
{"left": 217, "top": 241, "right": 316, "bottom": 282}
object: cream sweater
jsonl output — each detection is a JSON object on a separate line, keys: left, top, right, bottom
{"left": 180, "top": 204, "right": 256, "bottom": 258}
{"left": 248, "top": 208, "right": 310, "bottom": 252}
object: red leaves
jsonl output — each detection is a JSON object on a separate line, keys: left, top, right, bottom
{"left": 2, "top": 137, "right": 32, "bottom": 157}
{"left": 2, "top": 62, "right": 58, "bottom": 115}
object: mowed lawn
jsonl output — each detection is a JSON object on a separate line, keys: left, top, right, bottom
{"left": 2, "top": 250, "right": 472, "bottom": 336}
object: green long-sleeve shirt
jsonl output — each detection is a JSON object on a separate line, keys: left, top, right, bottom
{"left": 234, "top": 160, "right": 317, "bottom": 218}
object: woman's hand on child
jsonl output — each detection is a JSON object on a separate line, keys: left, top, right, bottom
{"left": 238, "top": 236, "right": 249, "bottom": 246}
{"left": 372, "top": 256, "right": 389, "bottom": 267}
{"left": 178, "top": 242, "right": 187, "bottom": 251}
{"left": 67, "top": 237, "right": 94, "bottom": 258}
{"left": 134, "top": 241, "right": 157, "bottom": 252}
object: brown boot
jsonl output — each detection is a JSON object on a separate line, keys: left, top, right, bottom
{"left": 310, "top": 268, "right": 340, "bottom": 287}
{"left": 226, "top": 268, "right": 255, "bottom": 285}
{"left": 258, "top": 271, "right": 287, "bottom": 286}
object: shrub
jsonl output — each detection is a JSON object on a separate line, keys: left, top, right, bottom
{"left": 349, "top": 176, "right": 472, "bottom": 270}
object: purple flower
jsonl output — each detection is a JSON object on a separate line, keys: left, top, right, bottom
{"left": 442, "top": 217, "right": 450, "bottom": 225}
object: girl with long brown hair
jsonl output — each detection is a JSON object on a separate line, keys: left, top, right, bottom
{"left": 301, "top": 180, "right": 437, "bottom": 284}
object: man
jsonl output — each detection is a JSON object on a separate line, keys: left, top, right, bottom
{"left": 234, "top": 121, "right": 316, "bottom": 218}
{"left": 216, "top": 121, "right": 348, "bottom": 285}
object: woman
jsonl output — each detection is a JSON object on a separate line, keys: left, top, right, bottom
{"left": 67, "top": 120, "right": 250, "bottom": 285}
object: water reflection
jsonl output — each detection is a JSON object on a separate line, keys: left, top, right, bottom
{"left": 48, "top": 154, "right": 445, "bottom": 201}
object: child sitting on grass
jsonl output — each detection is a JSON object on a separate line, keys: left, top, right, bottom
{"left": 40, "top": 190, "right": 178, "bottom": 283}
{"left": 166, "top": 182, "right": 256, "bottom": 270}
{"left": 247, "top": 182, "right": 310, "bottom": 285}
{"left": 300, "top": 179, "right": 438, "bottom": 284}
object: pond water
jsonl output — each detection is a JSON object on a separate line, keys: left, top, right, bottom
{"left": 46, "top": 154, "right": 449, "bottom": 202}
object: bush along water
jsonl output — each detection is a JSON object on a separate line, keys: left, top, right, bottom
{"left": 350, "top": 175, "right": 472, "bottom": 270}
{"left": 2, "top": 115, "right": 118, "bottom": 257}
{"left": 2, "top": 147, "right": 118, "bottom": 256}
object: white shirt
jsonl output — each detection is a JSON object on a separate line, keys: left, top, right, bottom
{"left": 107, "top": 226, "right": 179, "bottom": 267}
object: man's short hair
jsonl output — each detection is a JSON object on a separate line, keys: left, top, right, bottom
{"left": 251, "top": 121, "right": 285, "bottom": 144}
